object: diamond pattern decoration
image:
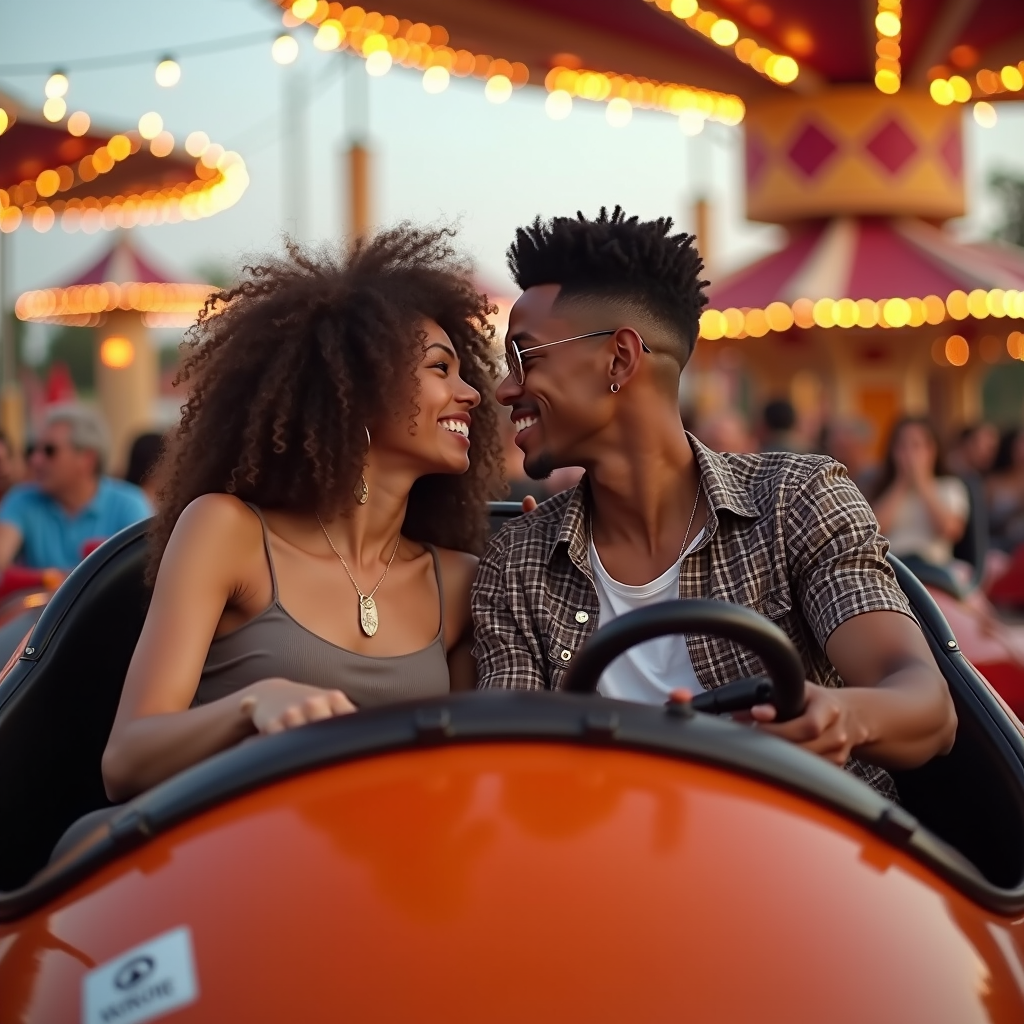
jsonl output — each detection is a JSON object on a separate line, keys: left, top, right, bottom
{"left": 746, "top": 130, "right": 768, "bottom": 189}
{"left": 939, "top": 127, "right": 963, "bottom": 179}
{"left": 787, "top": 123, "right": 838, "bottom": 179}
{"left": 865, "top": 119, "right": 918, "bottom": 176}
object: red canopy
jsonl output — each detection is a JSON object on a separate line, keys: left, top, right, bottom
{"left": 709, "top": 217, "right": 1024, "bottom": 309}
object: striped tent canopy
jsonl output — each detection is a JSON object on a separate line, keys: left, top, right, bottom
{"left": 701, "top": 217, "right": 1024, "bottom": 339}
{"left": 16, "top": 235, "right": 215, "bottom": 328}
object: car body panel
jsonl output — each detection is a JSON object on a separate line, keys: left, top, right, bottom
{"left": 2, "top": 742, "right": 1023, "bottom": 1023}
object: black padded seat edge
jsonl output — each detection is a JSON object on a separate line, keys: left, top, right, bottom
{"left": 0, "top": 519, "right": 152, "bottom": 890}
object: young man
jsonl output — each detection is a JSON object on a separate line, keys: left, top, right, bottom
{"left": 472, "top": 208, "right": 956, "bottom": 797}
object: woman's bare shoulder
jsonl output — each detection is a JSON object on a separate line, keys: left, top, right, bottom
{"left": 163, "top": 493, "right": 264, "bottom": 566}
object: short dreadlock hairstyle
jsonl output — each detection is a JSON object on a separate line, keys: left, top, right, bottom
{"left": 147, "top": 225, "right": 502, "bottom": 582}
{"left": 507, "top": 206, "right": 708, "bottom": 364}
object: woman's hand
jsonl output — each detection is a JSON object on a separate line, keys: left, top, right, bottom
{"left": 748, "top": 682, "right": 869, "bottom": 766}
{"left": 239, "top": 678, "right": 356, "bottom": 735}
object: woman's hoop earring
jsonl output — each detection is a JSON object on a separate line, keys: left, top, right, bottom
{"left": 356, "top": 426, "right": 371, "bottom": 505}
{"left": 610, "top": 383, "right": 620, "bottom": 394}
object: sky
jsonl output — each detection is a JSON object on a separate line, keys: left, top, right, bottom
{"left": 3, "top": 0, "right": 1024, "bottom": 322}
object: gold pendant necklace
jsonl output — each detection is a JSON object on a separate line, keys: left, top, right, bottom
{"left": 316, "top": 514, "right": 402, "bottom": 637}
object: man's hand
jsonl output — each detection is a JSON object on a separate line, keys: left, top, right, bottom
{"left": 750, "top": 682, "right": 869, "bottom": 766}
{"left": 521, "top": 495, "right": 538, "bottom": 513}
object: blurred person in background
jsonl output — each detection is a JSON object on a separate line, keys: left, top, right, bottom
{"left": 692, "top": 409, "right": 755, "bottom": 454}
{"left": 759, "top": 397, "right": 804, "bottom": 453}
{"left": 0, "top": 406, "right": 151, "bottom": 573}
{"left": 870, "top": 418, "right": 967, "bottom": 592}
{"left": 820, "top": 416, "right": 877, "bottom": 495}
{"left": 125, "top": 431, "right": 166, "bottom": 504}
{"left": 947, "top": 422, "right": 999, "bottom": 480}
{"left": 987, "top": 428, "right": 1024, "bottom": 553}
{"left": 0, "top": 430, "right": 22, "bottom": 502}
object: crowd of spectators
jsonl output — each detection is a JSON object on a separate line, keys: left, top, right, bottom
{"left": 687, "top": 397, "right": 1024, "bottom": 610}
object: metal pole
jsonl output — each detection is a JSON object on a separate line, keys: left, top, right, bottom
{"left": 283, "top": 66, "right": 308, "bottom": 241}
{"left": 0, "top": 230, "right": 23, "bottom": 452}
{"left": 343, "top": 55, "right": 370, "bottom": 242}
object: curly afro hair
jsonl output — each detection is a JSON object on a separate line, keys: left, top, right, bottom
{"left": 148, "top": 225, "right": 503, "bottom": 581}
{"left": 507, "top": 206, "right": 708, "bottom": 364}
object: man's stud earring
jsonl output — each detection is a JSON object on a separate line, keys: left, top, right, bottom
{"left": 610, "top": 382, "right": 620, "bottom": 393}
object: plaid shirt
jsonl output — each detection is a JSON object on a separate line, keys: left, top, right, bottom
{"left": 472, "top": 435, "right": 915, "bottom": 798}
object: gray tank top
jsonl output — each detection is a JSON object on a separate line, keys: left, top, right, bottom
{"left": 194, "top": 505, "right": 450, "bottom": 708}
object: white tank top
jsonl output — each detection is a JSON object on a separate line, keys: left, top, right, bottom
{"left": 588, "top": 529, "right": 705, "bottom": 703}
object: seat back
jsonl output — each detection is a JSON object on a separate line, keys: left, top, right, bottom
{"left": 0, "top": 521, "right": 151, "bottom": 889}
{"left": 951, "top": 472, "right": 989, "bottom": 587}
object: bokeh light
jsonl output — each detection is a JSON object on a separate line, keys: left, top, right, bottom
{"left": 150, "top": 130, "right": 175, "bottom": 157}
{"left": 155, "top": 59, "right": 181, "bottom": 87}
{"left": 484, "top": 74, "right": 512, "bottom": 103}
{"left": 314, "top": 20, "right": 344, "bottom": 50}
{"left": 0, "top": 109, "right": 8, "bottom": 137}
{"left": 678, "top": 109, "right": 705, "bottom": 136}
{"left": 973, "top": 101, "right": 997, "bottom": 128}
{"left": 944, "top": 335, "right": 969, "bottom": 366}
{"left": 100, "top": 337, "right": 135, "bottom": 369}
{"left": 107, "top": 134, "right": 131, "bottom": 161}
{"left": 185, "top": 131, "right": 210, "bottom": 157}
{"left": 35, "top": 170, "right": 60, "bottom": 197}
{"left": 138, "top": 111, "right": 164, "bottom": 140}
{"left": 272, "top": 35, "right": 299, "bottom": 65}
{"left": 66, "top": 110, "right": 90, "bottom": 136}
{"left": 545, "top": 89, "right": 572, "bottom": 120}
{"left": 709, "top": 19, "right": 739, "bottom": 46}
{"left": 365, "top": 50, "right": 393, "bottom": 76}
{"left": 42, "top": 97, "right": 66, "bottom": 122}
{"left": 606, "top": 97, "right": 632, "bottom": 127}
{"left": 422, "top": 66, "right": 450, "bottom": 94}
{"left": 44, "top": 72, "right": 69, "bottom": 99}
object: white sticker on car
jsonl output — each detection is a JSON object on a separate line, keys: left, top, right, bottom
{"left": 81, "top": 926, "right": 198, "bottom": 1024}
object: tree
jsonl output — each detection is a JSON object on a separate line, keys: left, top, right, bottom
{"left": 990, "top": 172, "right": 1024, "bottom": 248}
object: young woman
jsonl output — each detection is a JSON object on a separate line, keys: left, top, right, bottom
{"left": 101, "top": 227, "right": 502, "bottom": 803}
{"left": 871, "top": 418, "right": 968, "bottom": 589}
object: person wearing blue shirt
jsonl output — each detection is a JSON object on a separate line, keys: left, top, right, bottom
{"left": 0, "top": 406, "right": 152, "bottom": 572}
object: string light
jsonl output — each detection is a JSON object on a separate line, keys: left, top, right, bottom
{"left": 272, "top": 34, "right": 299, "bottom": 64}
{"left": 606, "top": 97, "right": 632, "bottom": 127}
{"left": 16, "top": 281, "right": 219, "bottom": 324}
{"left": 155, "top": 58, "right": 181, "bottom": 87}
{"left": 99, "top": 337, "right": 135, "bottom": 369}
{"left": 698, "top": 288, "right": 1024, "bottom": 340}
{"left": 67, "top": 110, "right": 90, "bottom": 136}
{"left": 874, "top": 0, "right": 901, "bottom": 93}
{"left": 137, "top": 112, "right": 163, "bottom": 140}
{"left": 0, "top": 108, "right": 10, "bottom": 137}
{"left": 544, "top": 65, "right": 744, "bottom": 125}
{"left": 0, "top": 114, "right": 249, "bottom": 235}
{"left": 42, "top": 98, "right": 66, "bottom": 123}
{"left": 678, "top": 109, "right": 705, "bottom": 136}
{"left": 642, "top": 0, "right": 800, "bottom": 86}
{"left": 973, "top": 101, "right": 997, "bottom": 128}
{"left": 422, "top": 65, "right": 449, "bottom": 94}
{"left": 484, "top": 74, "right": 512, "bottom": 103}
{"left": 44, "top": 72, "right": 69, "bottom": 99}
{"left": 930, "top": 59, "right": 1024, "bottom": 105}
{"left": 545, "top": 89, "right": 572, "bottom": 120}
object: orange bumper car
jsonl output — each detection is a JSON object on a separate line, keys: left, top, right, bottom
{"left": 1, "top": 515, "right": 1024, "bottom": 1023}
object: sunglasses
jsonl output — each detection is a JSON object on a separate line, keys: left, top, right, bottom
{"left": 504, "top": 329, "right": 651, "bottom": 386}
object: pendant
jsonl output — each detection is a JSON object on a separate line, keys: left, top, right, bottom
{"left": 359, "top": 594, "right": 379, "bottom": 637}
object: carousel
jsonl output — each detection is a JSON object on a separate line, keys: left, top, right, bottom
{"left": 0, "top": 84, "right": 246, "bottom": 450}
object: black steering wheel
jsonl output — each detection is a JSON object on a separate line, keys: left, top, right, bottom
{"left": 563, "top": 599, "right": 807, "bottom": 722}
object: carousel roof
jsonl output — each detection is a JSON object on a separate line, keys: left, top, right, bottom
{"left": 268, "top": 0, "right": 1024, "bottom": 113}
{"left": 15, "top": 235, "right": 215, "bottom": 328}
{"left": 0, "top": 89, "right": 248, "bottom": 234}
{"left": 699, "top": 216, "right": 1024, "bottom": 339}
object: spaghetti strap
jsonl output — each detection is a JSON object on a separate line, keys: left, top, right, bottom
{"left": 243, "top": 502, "right": 280, "bottom": 602}
{"left": 426, "top": 543, "right": 445, "bottom": 637}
